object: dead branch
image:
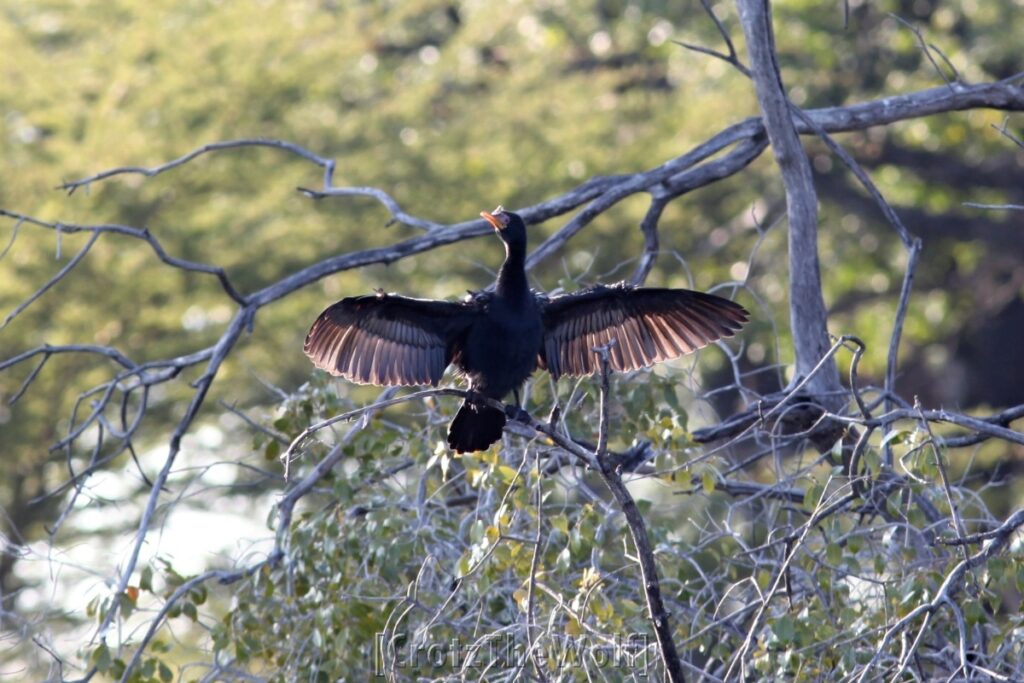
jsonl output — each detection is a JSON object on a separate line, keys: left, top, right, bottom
{"left": 590, "top": 342, "right": 685, "bottom": 682}
{"left": 738, "top": 0, "right": 843, "bottom": 408}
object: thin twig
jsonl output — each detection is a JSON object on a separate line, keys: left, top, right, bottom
{"left": 60, "top": 138, "right": 335, "bottom": 193}
{"left": 0, "top": 209, "right": 247, "bottom": 304}
{"left": 889, "top": 14, "right": 959, "bottom": 87}
{"left": 117, "top": 562, "right": 272, "bottom": 683}
{"left": 962, "top": 202, "right": 1024, "bottom": 211}
{"left": 674, "top": 0, "right": 752, "bottom": 78}
{"left": 2, "top": 232, "right": 99, "bottom": 330}
{"left": 524, "top": 449, "right": 548, "bottom": 683}
{"left": 628, "top": 192, "right": 669, "bottom": 286}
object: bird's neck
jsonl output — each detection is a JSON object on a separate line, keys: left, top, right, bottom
{"left": 496, "top": 244, "right": 529, "bottom": 299}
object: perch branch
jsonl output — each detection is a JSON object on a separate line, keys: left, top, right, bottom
{"left": 591, "top": 342, "right": 686, "bottom": 683}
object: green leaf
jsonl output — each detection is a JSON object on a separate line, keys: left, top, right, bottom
{"left": 804, "top": 483, "right": 824, "bottom": 512}
{"left": 456, "top": 553, "right": 472, "bottom": 578}
{"left": 495, "top": 464, "right": 518, "bottom": 484}
{"left": 191, "top": 584, "right": 208, "bottom": 605}
{"left": 265, "top": 439, "right": 281, "bottom": 461}
{"left": 140, "top": 565, "right": 154, "bottom": 592}
{"left": 964, "top": 600, "right": 985, "bottom": 626}
{"left": 591, "top": 594, "right": 613, "bottom": 622}
{"left": 555, "top": 545, "right": 571, "bottom": 572}
{"left": 120, "top": 591, "right": 136, "bottom": 618}
{"left": 619, "top": 598, "right": 643, "bottom": 615}
{"left": 676, "top": 407, "right": 689, "bottom": 433}
{"left": 92, "top": 642, "right": 111, "bottom": 672}
{"left": 881, "top": 429, "right": 910, "bottom": 447}
{"left": 988, "top": 557, "right": 1007, "bottom": 582}
{"left": 774, "top": 616, "right": 796, "bottom": 643}
{"left": 662, "top": 385, "right": 681, "bottom": 412}
{"left": 141, "top": 658, "right": 156, "bottom": 678}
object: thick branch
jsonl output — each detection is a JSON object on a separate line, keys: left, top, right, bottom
{"left": 737, "top": 0, "right": 842, "bottom": 402}
{"left": 592, "top": 344, "right": 685, "bottom": 682}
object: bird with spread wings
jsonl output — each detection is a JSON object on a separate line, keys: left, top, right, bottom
{"left": 305, "top": 207, "right": 748, "bottom": 453}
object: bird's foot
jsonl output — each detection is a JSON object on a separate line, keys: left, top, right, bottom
{"left": 464, "top": 389, "right": 483, "bottom": 404}
{"left": 504, "top": 404, "right": 531, "bottom": 423}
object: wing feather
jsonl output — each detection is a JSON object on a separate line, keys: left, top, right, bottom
{"left": 642, "top": 314, "right": 677, "bottom": 359}
{"left": 304, "top": 293, "right": 479, "bottom": 386}
{"left": 664, "top": 311, "right": 704, "bottom": 351}
{"left": 540, "top": 283, "right": 749, "bottom": 378}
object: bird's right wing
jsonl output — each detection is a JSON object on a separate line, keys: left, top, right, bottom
{"left": 539, "top": 283, "right": 748, "bottom": 379}
{"left": 304, "top": 293, "right": 479, "bottom": 386}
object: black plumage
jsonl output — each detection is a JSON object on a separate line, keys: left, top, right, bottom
{"left": 304, "top": 207, "right": 749, "bottom": 453}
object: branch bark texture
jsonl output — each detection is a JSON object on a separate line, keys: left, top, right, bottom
{"left": 737, "top": 0, "right": 843, "bottom": 404}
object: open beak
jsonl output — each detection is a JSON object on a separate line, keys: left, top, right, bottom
{"left": 480, "top": 206, "right": 508, "bottom": 231}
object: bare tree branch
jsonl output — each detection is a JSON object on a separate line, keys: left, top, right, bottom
{"left": 59, "top": 138, "right": 336, "bottom": 195}
{"left": 674, "top": 0, "right": 751, "bottom": 78}
{"left": 737, "top": 0, "right": 843, "bottom": 411}
{"left": 856, "top": 508, "right": 1024, "bottom": 683}
{"left": 591, "top": 342, "right": 685, "bottom": 683}
{"left": 889, "top": 14, "right": 960, "bottom": 87}
{"left": 1, "top": 232, "right": 99, "bottom": 331}
{"left": 0, "top": 209, "right": 247, "bottom": 305}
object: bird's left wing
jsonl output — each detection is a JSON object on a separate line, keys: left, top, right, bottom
{"left": 539, "top": 283, "right": 748, "bottom": 379}
{"left": 304, "top": 293, "right": 479, "bottom": 386}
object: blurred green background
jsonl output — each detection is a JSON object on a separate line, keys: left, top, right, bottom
{"left": 1, "top": 0, "right": 1022, "bottom": 675}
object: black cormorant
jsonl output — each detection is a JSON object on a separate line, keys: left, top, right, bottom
{"left": 304, "top": 207, "right": 748, "bottom": 453}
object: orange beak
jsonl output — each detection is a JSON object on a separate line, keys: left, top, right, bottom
{"left": 480, "top": 206, "right": 508, "bottom": 231}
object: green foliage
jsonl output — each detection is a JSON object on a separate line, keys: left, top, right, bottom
{"left": 215, "top": 376, "right": 691, "bottom": 678}
{"left": 205, "top": 375, "right": 1024, "bottom": 680}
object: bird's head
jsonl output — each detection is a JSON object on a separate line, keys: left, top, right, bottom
{"left": 480, "top": 206, "right": 527, "bottom": 250}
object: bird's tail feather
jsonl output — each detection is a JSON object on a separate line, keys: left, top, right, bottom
{"left": 447, "top": 401, "right": 506, "bottom": 453}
